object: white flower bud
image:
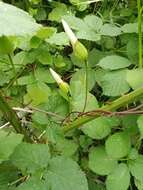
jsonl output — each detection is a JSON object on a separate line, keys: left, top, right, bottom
{"left": 49, "top": 68, "right": 69, "bottom": 94}
{"left": 62, "top": 19, "right": 77, "bottom": 46}
{"left": 49, "top": 68, "right": 63, "bottom": 85}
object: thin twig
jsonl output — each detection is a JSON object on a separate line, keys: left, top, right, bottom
{"left": 0, "top": 122, "right": 10, "bottom": 129}
{"left": 12, "top": 106, "right": 65, "bottom": 120}
{"left": 28, "top": 106, "right": 65, "bottom": 120}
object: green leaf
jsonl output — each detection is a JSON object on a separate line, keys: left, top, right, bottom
{"left": 70, "top": 68, "right": 97, "bottom": 111}
{"left": 0, "top": 36, "right": 14, "bottom": 55}
{"left": 37, "top": 51, "right": 53, "bottom": 65}
{"left": 137, "top": 115, "right": 143, "bottom": 138}
{"left": 0, "top": 162, "right": 19, "bottom": 189}
{"left": 105, "top": 132, "right": 131, "bottom": 158}
{"left": 128, "top": 148, "right": 139, "bottom": 160}
{"left": 55, "top": 139, "right": 78, "bottom": 157}
{"left": 0, "top": 131, "right": 23, "bottom": 163}
{"left": 40, "top": 92, "right": 69, "bottom": 117}
{"left": 64, "top": 15, "right": 101, "bottom": 41}
{"left": 35, "top": 67, "right": 55, "bottom": 84}
{"left": 106, "top": 163, "right": 130, "bottom": 190}
{"left": 70, "top": 68, "right": 95, "bottom": 92}
{"left": 69, "top": 0, "right": 88, "bottom": 11}
{"left": 32, "top": 111, "right": 49, "bottom": 126}
{"left": 26, "top": 82, "right": 51, "bottom": 105}
{"left": 88, "top": 48, "right": 107, "bottom": 67}
{"left": 44, "top": 156, "right": 88, "bottom": 190}
{"left": 126, "top": 69, "right": 143, "bottom": 89}
{"left": 63, "top": 15, "right": 86, "bottom": 31}
{"left": 16, "top": 177, "right": 48, "bottom": 190}
{"left": 121, "top": 23, "right": 138, "bottom": 33}
{"left": 121, "top": 115, "right": 138, "bottom": 136}
{"left": 89, "top": 146, "right": 118, "bottom": 175}
{"left": 84, "top": 15, "right": 103, "bottom": 31}
{"left": 46, "top": 32, "right": 69, "bottom": 46}
{"left": 98, "top": 55, "right": 131, "bottom": 70}
{"left": 82, "top": 117, "right": 113, "bottom": 139}
{"left": 100, "top": 24, "right": 122, "bottom": 36}
{"left": 71, "top": 91, "right": 99, "bottom": 112}
{"left": 36, "top": 27, "right": 57, "bottom": 39}
{"left": 11, "top": 143, "right": 50, "bottom": 174}
{"left": 134, "top": 178, "right": 143, "bottom": 190}
{"left": 88, "top": 179, "right": 105, "bottom": 190}
{"left": 100, "top": 70, "right": 130, "bottom": 96}
{"left": 77, "top": 30, "right": 101, "bottom": 41}
{"left": 35, "top": 8, "right": 47, "bottom": 21}
{"left": 0, "top": 2, "right": 40, "bottom": 36}
{"left": 128, "top": 155, "right": 143, "bottom": 181}
{"left": 48, "top": 3, "right": 68, "bottom": 22}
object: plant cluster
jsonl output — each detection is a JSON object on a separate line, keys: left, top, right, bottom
{"left": 0, "top": 0, "right": 143, "bottom": 190}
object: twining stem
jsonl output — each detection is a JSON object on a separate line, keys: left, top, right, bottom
{"left": 0, "top": 91, "right": 31, "bottom": 142}
{"left": 62, "top": 87, "right": 143, "bottom": 133}
{"left": 137, "top": 0, "right": 142, "bottom": 68}
{"left": 83, "top": 61, "right": 88, "bottom": 112}
{"left": 8, "top": 54, "right": 18, "bottom": 85}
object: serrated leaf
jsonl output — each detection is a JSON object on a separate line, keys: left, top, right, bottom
{"left": 35, "top": 68, "right": 55, "bottom": 84}
{"left": 128, "top": 155, "right": 143, "bottom": 181}
{"left": 16, "top": 177, "right": 48, "bottom": 190}
{"left": 105, "top": 132, "right": 131, "bottom": 158}
{"left": 37, "top": 51, "right": 53, "bottom": 65}
{"left": 0, "top": 2, "right": 40, "bottom": 36}
{"left": 63, "top": 15, "right": 86, "bottom": 31}
{"left": 100, "top": 70, "right": 130, "bottom": 96}
{"left": 70, "top": 68, "right": 97, "bottom": 111}
{"left": 46, "top": 32, "right": 69, "bottom": 46}
{"left": 126, "top": 69, "right": 143, "bottom": 89}
{"left": 32, "top": 111, "right": 49, "bottom": 126}
{"left": 0, "top": 131, "right": 23, "bottom": 163}
{"left": 48, "top": 3, "right": 68, "bottom": 22}
{"left": 100, "top": 24, "right": 122, "bottom": 36}
{"left": 26, "top": 82, "right": 51, "bottom": 105}
{"left": 44, "top": 156, "right": 88, "bottom": 190}
{"left": 55, "top": 139, "right": 78, "bottom": 157}
{"left": 135, "top": 178, "right": 143, "bottom": 190}
{"left": 77, "top": 30, "right": 101, "bottom": 41}
{"left": 84, "top": 15, "right": 103, "bottom": 31}
{"left": 121, "top": 23, "right": 138, "bottom": 33}
{"left": 11, "top": 143, "right": 50, "bottom": 174}
{"left": 64, "top": 15, "right": 101, "bottom": 41}
{"left": 89, "top": 146, "right": 118, "bottom": 175}
{"left": 106, "top": 163, "right": 130, "bottom": 190}
{"left": 88, "top": 48, "right": 107, "bottom": 67}
{"left": 82, "top": 117, "right": 112, "bottom": 139}
{"left": 98, "top": 55, "right": 131, "bottom": 70}
{"left": 40, "top": 92, "right": 69, "bottom": 117}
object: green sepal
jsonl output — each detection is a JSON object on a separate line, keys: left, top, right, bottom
{"left": 73, "top": 41, "right": 88, "bottom": 61}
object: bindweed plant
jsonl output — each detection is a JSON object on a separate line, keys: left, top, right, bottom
{"left": 0, "top": 1, "right": 143, "bottom": 190}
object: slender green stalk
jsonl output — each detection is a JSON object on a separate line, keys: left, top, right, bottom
{"left": 8, "top": 54, "right": 18, "bottom": 85}
{"left": 137, "top": 0, "right": 143, "bottom": 68}
{"left": 83, "top": 61, "right": 88, "bottom": 112}
{"left": 0, "top": 91, "right": 31, "bottom": 142}
{"left": 62, "top": 87, "right": 143, "bottom": 133}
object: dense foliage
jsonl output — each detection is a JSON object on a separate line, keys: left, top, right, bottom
{"left": 0, "top": 0, "right": 143, "bottom": 189}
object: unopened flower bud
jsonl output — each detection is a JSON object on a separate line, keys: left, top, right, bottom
{"left": 73, "top": 41, "right": 88, "bottom": 61}
{"left": 62, "top": 19, "right": 88, "bottom": 61}
{"left": 49, "top": 68, "right": 69, "bottom": 94}
{"left": 62, "top": 19, "right": 77, "bottom": 47}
